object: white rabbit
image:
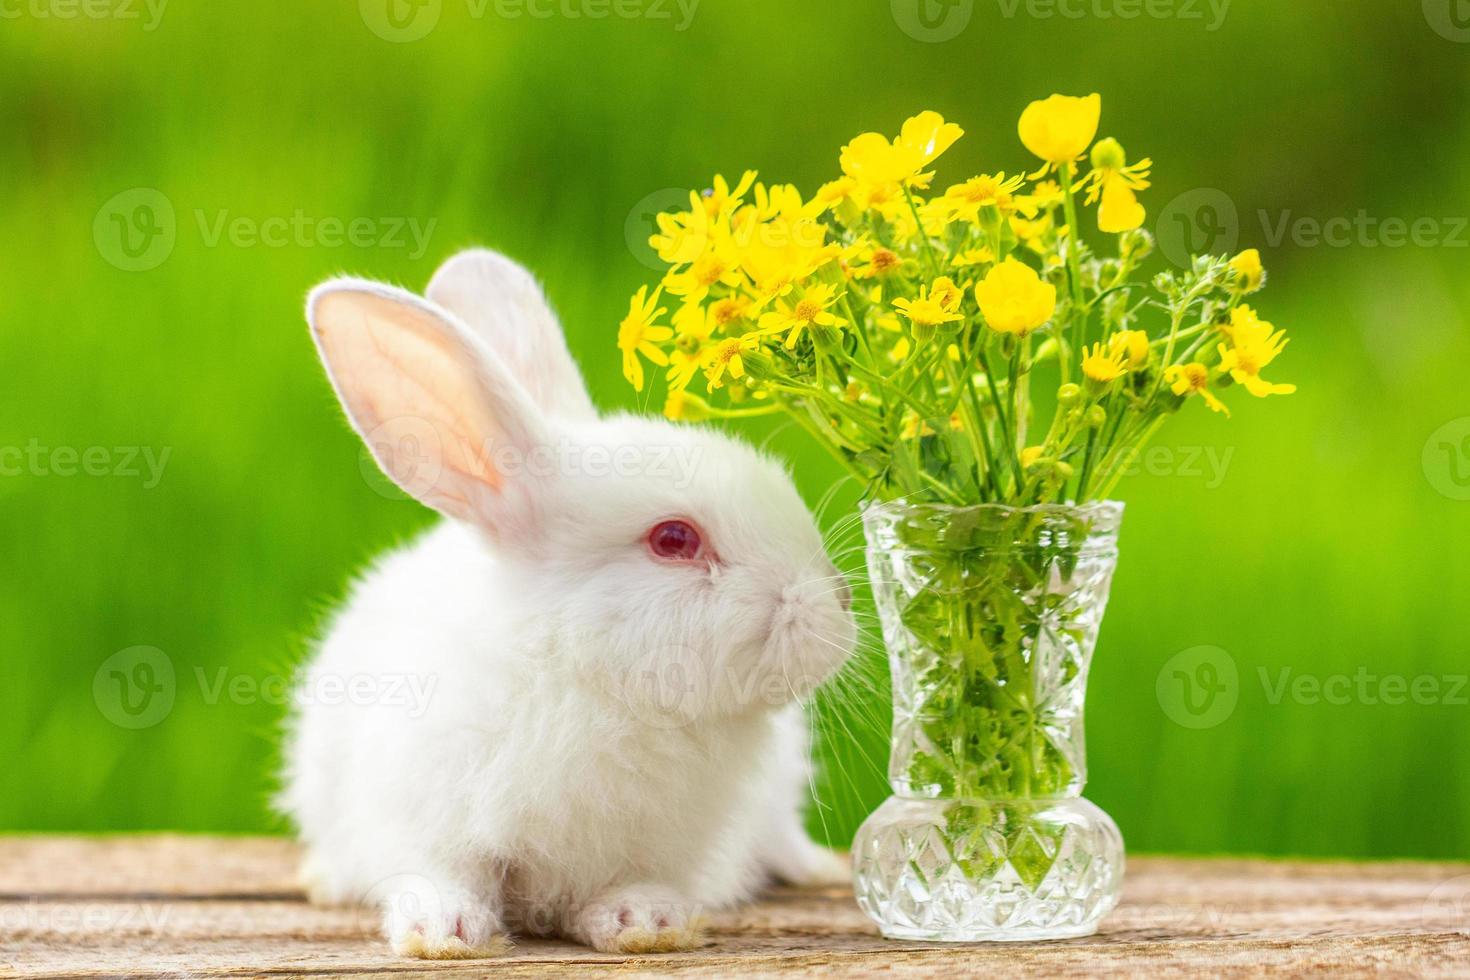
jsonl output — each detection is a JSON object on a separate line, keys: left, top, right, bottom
{"left": 279, "top": 249, "right": 856, "bottom": 959}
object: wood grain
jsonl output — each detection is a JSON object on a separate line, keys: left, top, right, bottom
{"left": 2, "top": 837, "right": 1468, "bottom": 978}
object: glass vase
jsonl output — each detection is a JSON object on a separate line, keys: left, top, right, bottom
{"left": 852, "top": 500, "right": 1126, "bottom": 942}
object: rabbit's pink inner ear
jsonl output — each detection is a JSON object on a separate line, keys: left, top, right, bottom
{"left": 312, "top": 289, "right": 505, "bottom": 520}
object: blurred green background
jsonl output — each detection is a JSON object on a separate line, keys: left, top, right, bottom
{"left": 3, "top": 0, "right": 1469, "bottom": 860}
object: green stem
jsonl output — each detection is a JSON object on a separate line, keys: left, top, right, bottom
{"left": 1058, "top": 164, "right": 1089, "bottom": 385}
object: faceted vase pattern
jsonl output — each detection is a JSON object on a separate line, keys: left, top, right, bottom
{"left": 852, "top": 501, "right": 1126, "bottom": 942}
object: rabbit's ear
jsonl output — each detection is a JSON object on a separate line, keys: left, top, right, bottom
{"left": 427, "top": 249, "right": 598, "bottom": 423}
{"left": 307, "top": 278, "right": 549, "bottom": 538}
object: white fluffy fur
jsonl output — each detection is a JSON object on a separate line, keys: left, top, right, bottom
{"left": 279, "top": 249, "right": 855, "bottom": 958}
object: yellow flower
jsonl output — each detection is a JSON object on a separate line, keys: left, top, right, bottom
{"left": 672, "top": 300, "right": 715, "bottom": 345}
{"left": 1019, "top": 93, "right": 1102, "bottom": 165}
{"left": 1020, "top": 446, "right": 1046, "bottom": 469}
{"left": 840, "top": 110, "right": 963, "bottom": 201}
{"left": 1081, "top": 343, "right": 1128, "bottom": 383}
{"left": 847, "top": 243, "right": 905, "bottom": 280}
{"left": 1097, "top": 181, "right": 1147, "bottom": 233}
{"left": 937, "top": 173, "right": 1028, "bottom": 224}
{"left": 618, "top": 285, "right": 671, "bottom": 391}
{"left": 1108, "top": 329, "right": 1150, "bottom": 369}
{"left": 1029, "top": 180, "right": 1065, "bottom": 209}
{"left": 698, "top": 171, "right": 757, "bottom": 222}
{"left": 952, "top": 246, "right": 996, "bottom": 268}
{"left": 928, "top": 275, "right": 964, "bottom": 312}
{"left": 1229, "top": 248, "right": 1266, "bottom": 293}
{"left": 813, "top": 176, "right": 856, "bottom": 213}
{"left": 649, "top": 176, "right": 752, "bottom": 269}
{"left": 1010, "top": 213, "right": 1054, "bottom": 250}
{"left": 709, "top": 294, "right": 751, "bottom": 331}
{"left": 975, "top": 258, "right": 1057, "bottom": 336}
{"left": 1218, "top": 307, "right": 1296, "bottom": 398}
{"left": 1085, "top": 138, "right": 1152, "bottom": 234}
{"left": 703, "top": 334, "right": 761, "bottom": 389}
{"left": 662, "top": 241, "right": 742, "bottom": 303}
{"left": 758, "top": 282, "right": 847, "bottom": 349}
{"left": 731, "top": 189, "right": 840, "bottom": 296}
{"left": 1165, "top": 363, "right": 1230, "bottom": 416}
{"left": 650, "top": 201, "right": 715, "bottom": 267}
{"left": 894, "top": 280, "right": 965, "bottom": 331}
{"left": 667, "top": 303, "right": 715, "bottom": 391}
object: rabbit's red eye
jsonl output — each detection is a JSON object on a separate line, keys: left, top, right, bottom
{"left": 648, "top": 520, "right": 703, "bottom": 561}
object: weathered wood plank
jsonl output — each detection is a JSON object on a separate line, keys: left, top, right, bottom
{"left": 2, "top": 837, "right": 1468, "bottom": 978}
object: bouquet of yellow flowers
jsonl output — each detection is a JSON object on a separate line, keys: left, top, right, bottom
{"left": 618, "top": 93, "right": 1295, "bottom": 506}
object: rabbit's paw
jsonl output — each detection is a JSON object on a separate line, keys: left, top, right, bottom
{"left": 574, "top": 884, "right": 706, "bottom": 953}
{"left": 384, "top": 888, "right": 509, "bottom": 960}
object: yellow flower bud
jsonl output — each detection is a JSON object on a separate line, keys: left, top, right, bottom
{"left": 1090, "top": 137, "right": 1127, "bottom": 171}
{"left": 1229, "top": 248, "right": 1265, "bottom": 293}
{"left": 1058, "top": 383, "right": 1082, "bottom": 407}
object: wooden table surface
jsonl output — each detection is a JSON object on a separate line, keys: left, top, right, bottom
{"left": 2, "top": 836, "right": 1468, "bottom": 978}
